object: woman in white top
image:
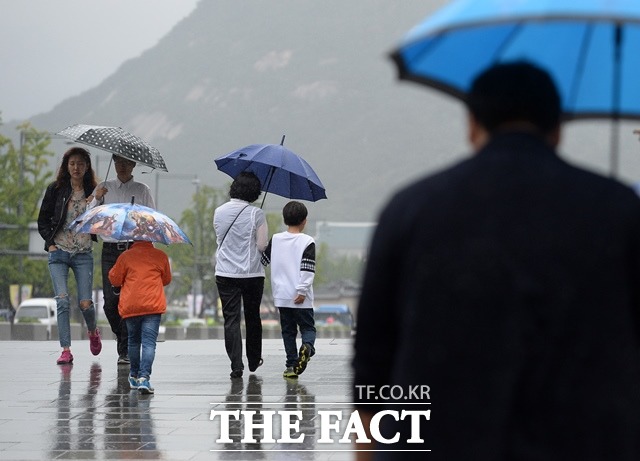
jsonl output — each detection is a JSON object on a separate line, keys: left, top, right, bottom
{"left": 213, "top": 172, "right": 268, "bottom": 378}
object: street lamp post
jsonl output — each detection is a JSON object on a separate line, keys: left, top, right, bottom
{"left": 192, "top": 177, "right": 202, "bottom": 319}
{"left": 155, "top": 172, "right": 202, "bottom": 318}
{"left": 18, "top": 131, "right": 25, "bottom": 219}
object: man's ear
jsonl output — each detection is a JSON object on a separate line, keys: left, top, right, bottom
{"left": 546, "top": 125, "right": 561, "bottom": 148}
{"left": 467, "top": 113, "right": 488, "bottom": 152}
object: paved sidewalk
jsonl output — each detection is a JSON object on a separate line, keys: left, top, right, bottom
{"left": 0, "top": 338, "right": 356, "bottom": 461}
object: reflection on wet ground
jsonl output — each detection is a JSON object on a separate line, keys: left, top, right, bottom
{"left": 0, "top": 338, "right": 354, "bottom": 460}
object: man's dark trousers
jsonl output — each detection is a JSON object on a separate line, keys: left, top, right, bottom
{"left": 102, "top": 242, "right": 129, "bottom": 358}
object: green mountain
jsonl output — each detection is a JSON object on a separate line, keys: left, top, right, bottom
{"left": 8, "top": 0, "right": 469, "bottom": 223}
{"left": 11, "top": 0, "right": 633, "bottom": 224}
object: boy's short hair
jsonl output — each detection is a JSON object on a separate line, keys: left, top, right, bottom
{"left": 283, "top": 201, "right": 308, "bottom": 226}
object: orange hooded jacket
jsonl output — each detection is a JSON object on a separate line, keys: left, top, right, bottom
{"left": 108, "top": 241, "right": 172, "bottom": 319}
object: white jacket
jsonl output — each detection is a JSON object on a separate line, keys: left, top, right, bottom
{"left": 266, "top": 231, "right": 315, "bottom": 308}
{"left": 213, "top": 199, "right": 268, "bottom": 278}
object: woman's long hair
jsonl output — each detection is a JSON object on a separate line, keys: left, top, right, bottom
{"left": 54, "top": 147, "right": 98, "bottom": 190}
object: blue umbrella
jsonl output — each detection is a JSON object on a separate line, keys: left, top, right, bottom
{"left": 391, "top": 0, "right": 640, "bottom": 175}
{"left": 214, "top": 135, "right": 327, "bottom": 207}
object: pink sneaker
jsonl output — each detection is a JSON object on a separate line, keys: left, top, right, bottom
{"left": 88, "top": 329, "right": 102, "bottom": 356}
{"left": 57, "top": 350, "right": 73, "bottom": 365}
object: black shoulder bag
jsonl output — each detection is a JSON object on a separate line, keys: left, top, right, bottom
{"left": 218, "top": 205, "right": 249, "bottom": 249}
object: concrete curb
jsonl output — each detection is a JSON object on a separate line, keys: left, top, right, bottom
{"left": 0, "top": 323, "right": 353, "bottom": 341}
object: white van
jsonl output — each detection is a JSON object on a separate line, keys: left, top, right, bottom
{"left": 15, "top": 298, "right": 57, "bottom": 339}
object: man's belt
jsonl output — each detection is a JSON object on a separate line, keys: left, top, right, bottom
{"left": 102, "top": 242, "right": 131, "bottom": 251}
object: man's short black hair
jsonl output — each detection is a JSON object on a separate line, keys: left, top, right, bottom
{"left": 283, "top": 201, "right": 308, "bottom": 226}
{"left": 465, "top": 61, "right": 561, "bottom": 136}
{"left": 229, "top": 172, "right": 262, "bottom": 203}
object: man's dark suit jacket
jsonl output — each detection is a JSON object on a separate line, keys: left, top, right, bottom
{"left": 354, "top": 131, "right": 640, "bottom": 460}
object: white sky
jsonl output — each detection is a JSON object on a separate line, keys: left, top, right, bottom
{"left": 0, "top": 0, "right": 199, "bottom": 122}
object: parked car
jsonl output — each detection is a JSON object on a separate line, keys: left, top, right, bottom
{"left": 0, "top": 308, "right": 14, "bottom": 323}
{"left": 162, "top": 306, "right": 189, "bottom": 325}
{"left": 15, "top": 298, "right": 57, "bottom": 338}
{"left": 314, "top": 304, "right": 354, "bottom": 328}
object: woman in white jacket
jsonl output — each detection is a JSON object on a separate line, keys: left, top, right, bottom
{"left": 213, "top": 172, "right": 268, "bottom": 379}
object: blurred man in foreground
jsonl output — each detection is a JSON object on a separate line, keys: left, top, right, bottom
{"left": 353, "top": 61, "right": 640, "bottom": 460}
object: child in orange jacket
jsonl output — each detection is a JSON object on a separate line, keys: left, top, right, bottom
{"left": 109, "top": 241, "right": 171, "bottom": 394}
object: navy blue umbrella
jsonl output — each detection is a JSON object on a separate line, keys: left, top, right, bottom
{"left": 391, "top": 0, "right": 640, "bottom": 175}
{"left": 214, "top": 135, "right": 327, "bottom": 207}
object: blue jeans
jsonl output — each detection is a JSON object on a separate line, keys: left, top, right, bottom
{"left": 278, "top": 307, "right": 316, "bottom": 368}
{"left": 126, "top": 314, "right": 161, "bottom": 380}
{"left": 48, "top": 249, "right": 96, "bottom": 348}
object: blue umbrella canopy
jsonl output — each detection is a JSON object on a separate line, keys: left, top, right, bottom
{"left": 215, "top": 136, "right": 327, "bottom": 205}
{"left": 391, "top": 0, "right": 640, "bottom": 121}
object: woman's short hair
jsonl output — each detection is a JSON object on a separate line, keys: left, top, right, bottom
{"left": 229, "top": 172, "right": 262, "bottom": 203}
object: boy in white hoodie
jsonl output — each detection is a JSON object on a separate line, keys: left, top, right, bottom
{"left": 261, "top": 201, "right": 316, "bottom": 378}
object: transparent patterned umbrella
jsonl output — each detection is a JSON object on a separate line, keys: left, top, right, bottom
{"left": 69, "top": 198, "right": 190, "bottom": 245}
{"left": 57, "top": 124, "right": 168, "bottom": 172}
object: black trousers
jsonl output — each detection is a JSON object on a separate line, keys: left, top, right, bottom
{"left": 216, "top": 276, "right": 264, "bottom": 372}
{"left": 102, "top": 243, "right": 129, "bottom": 357}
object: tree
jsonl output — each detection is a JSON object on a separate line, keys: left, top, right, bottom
{"left": 315, "top": 244, "right": 365, "bottom": 287}
{"left": 164, "top": 185, "right": 225, "bottom": 316}
{"left": 0, "top": 121, "right": 55, "bottom": 308}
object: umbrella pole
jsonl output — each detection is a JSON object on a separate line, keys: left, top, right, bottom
{"left": 610, "top": 118, "right": 620, "bottom": 177}
{"left": 260, "top": 166, "right": 276, "bottom": 209}
{"left": 103, "top": 156, "right": 114, "bottom": 182}
{"left": 259, "top": 134, "right": 284, "bottom": 208}
{"left": 260, "top": 191, "right": 269, "bottom": 209}
{"left": 609, "top": 24, "right": 622, "bottom": 177}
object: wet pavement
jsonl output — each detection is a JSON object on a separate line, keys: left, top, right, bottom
{"left": 0, "top": 337, "right": 356, "bottom": 461}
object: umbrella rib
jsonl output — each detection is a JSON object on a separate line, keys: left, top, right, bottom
{"left": 567, "top": 22, "right": 594, "bottom": 113}
{"left": 390, "top": 33, "right": 445, "bottom": 80}
{"left": 489, "top": 22, "right": 522, "bottom": 64}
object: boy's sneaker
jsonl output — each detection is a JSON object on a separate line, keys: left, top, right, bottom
{"left": 294, "top": 343, "right": 312, "bottom": 375}
{"left": 117, "top": 354, "right": 130, "bottom": 365}
{"left": 283, "top": 367, "right": 298, "bottom": 378}
{"left": 56, "top": 350, "right": 73, "bottom": 365}
{"left": 88, "top": 329, "right": 102, "bottom": 356}
{"left": 128, "top": 375, "right": 139, "bottom": 389}
{"left": 137, "top": 378, "right": 154, "bottom": 394}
